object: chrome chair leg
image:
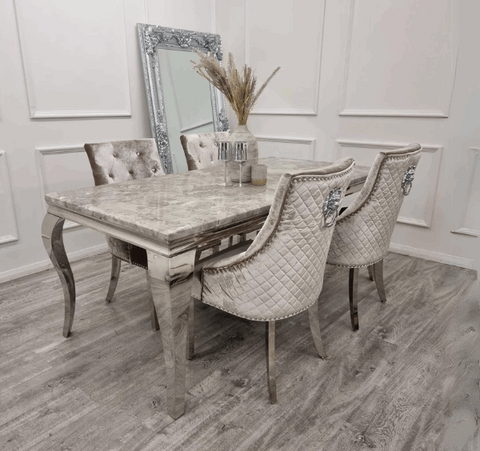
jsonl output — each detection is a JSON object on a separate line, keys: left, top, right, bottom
{"left": 349, "top": 268, "right": 359, "bottom": 331}
{"left": 105, "top": 255, "right": 121, "bottom": 302}
{"left": 374, "top": 259, "right": 387, "bottom": 303}
{"left": 308, "top": 300, "right": 327, "bottom": 358}
{"left": 367, "top": 265, "right": 375, "bottom": 281}
{"left": 187, "top": 299, "right": 195, "bottom": 360}
{"left": 266, "top": 321, "right": 277, "bottom": 404}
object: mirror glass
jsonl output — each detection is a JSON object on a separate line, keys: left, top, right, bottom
{"left": 137, "top": 23, "right": 229, "bottom": 174}
{"left": 157, "top": 49, "right": 214, "bottom": 172}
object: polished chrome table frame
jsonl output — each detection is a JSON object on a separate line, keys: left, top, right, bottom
{"left": 41, "top": 157, "right": 368, "bottom": 419}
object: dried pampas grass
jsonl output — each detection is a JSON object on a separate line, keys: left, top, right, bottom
{"left": 192, "top": 51, "right": 280, "bottom": 126}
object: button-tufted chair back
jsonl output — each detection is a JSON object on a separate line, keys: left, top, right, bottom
{"left": 84, "top": 138, "right": 166, "bottom": 271}
{"left": 84, "top": 139, "right": 165, "bottom": 186}
{"left": 180, "top": 132, "right": 230, "bottom": 170}
{"left": 327, "top": 144, "right": 422, "bottom": 268}
{"left": 201, "top": 158, "right": 355, "bottom": 321}
{"left": 82, "top": 139, "right": 165, "bottom": 331}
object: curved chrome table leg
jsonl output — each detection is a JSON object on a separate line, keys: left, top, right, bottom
{"left": 41, "top": 212, "right": 75, "bottom": 338}
{"left": 146, "top": 271, "right": 160, "bottom": 331}
{"left": 105, "top": 255, "right": 121, "bottom": 302}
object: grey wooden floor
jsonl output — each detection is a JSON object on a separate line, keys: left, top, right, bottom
{"left": 0, "top": 251, "right": 478, "bottom": 450}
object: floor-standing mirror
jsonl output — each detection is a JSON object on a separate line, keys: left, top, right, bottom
{"left": 137, "top": 24, "right": 229, "bottom": 174}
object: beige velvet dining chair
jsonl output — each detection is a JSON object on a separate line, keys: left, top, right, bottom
{"left": 180, "top": 132, "right": 230, "bottom": 170}
{"left": 180, "top": 131, "right": 248, "bottom": 251}
{"left": 84, "top": 139, "right": 165, "bottom": 331}
{"left": 195, "top": 158, "right": 355, "bottom": 403}
{"left": 327, "top": 144, "right": 422, "bottom": 331}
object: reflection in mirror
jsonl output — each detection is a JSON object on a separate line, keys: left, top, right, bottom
{"left": 137, "top": 24, "right": 229, "bottom": 174}
{"left": 158, "top": 49, "right": 214, "bottom": 172}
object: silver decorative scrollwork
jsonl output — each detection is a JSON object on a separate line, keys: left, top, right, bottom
{"left": 137, "top": 23, "right": 229, "bottom": 174}
{"left": 203, "top": 35, "right": 223, "bottom": 61}
{"left": 175, "top": 31, "right": 193, "bottom": 48}
{"left": 218, "top": 108, "right": 229, "bottom": 132}
{"left": 323, "top": 188, "right": 342, "bottom": 227}
{"left": 401, "top": 165, "right": 416, "bottom": 196}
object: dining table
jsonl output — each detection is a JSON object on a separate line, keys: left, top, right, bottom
{"left": 41, "top": 157, "right": 369, "bottom": 419}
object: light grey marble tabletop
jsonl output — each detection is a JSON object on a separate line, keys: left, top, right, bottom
{"left": 45, "top": 157, "right": 368, "bottom": 246}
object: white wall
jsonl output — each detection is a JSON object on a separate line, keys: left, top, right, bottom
{"left": 217, "top": 0, "right": 480, "bottom": 272}
{"left": 0, "top": 0, "right": 216, "bottom": 282}
{"left": 1, "top": 0, "right": 479, "bottom": 282}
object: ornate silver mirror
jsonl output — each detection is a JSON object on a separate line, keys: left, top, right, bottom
{"left": 137, "top": 23, "right": 229, "bottom": 174}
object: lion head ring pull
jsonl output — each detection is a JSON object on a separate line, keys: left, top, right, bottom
{"left": 323, "top": 187, "right": 342, "bottom": 227}
{"left": 402, "top": 165, "right": 416, "bottom": 196}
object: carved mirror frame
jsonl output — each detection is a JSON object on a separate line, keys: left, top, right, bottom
{"left": 137, "top": 23, "right": 229, "bottom": 174}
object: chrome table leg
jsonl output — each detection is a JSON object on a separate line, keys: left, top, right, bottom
{"left": 41, "top": 212, "right": 75, "bottom": 338}
{"left": 147, "top": 249, "right": 196, "bottom": 419}
{"left": 105, "top": 255, "right": 121, "bottom": 302}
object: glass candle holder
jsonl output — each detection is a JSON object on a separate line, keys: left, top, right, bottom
{"left": 217, "top": 141, "right": 230, "bottom": 186}
{"left": 234, "top": 142, "right": 248, "bottom": 187}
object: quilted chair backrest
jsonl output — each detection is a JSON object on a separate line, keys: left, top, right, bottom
{"left": 180, "top": 132, "right": 230, "bottom": 170}
{"left": 327, "top": 144, "right": 422, "bottom": 267}
{"left": 84, "top": 139, "right": 165, "bottom": 186}
{"left": 202, "top": 158, "right": 355, "bottom": 321}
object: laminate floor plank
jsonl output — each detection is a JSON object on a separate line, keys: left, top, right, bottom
{"left": 0, "top": 251, "right": 477, "bottom": 450}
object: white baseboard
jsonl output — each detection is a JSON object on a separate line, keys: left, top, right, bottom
{"left": 0, "top": 244, "right": 108, "bottom": 284}
{"left": 389, "top": 243, "right": 475, "bottom": 270}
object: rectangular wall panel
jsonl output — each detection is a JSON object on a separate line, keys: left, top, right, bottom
{"left": 36, "top": 146, "right": 94, "bottom": 230}
{"left": 340, "top": 0, "right": 458, "bottom": 117}
{"left": 245, "top": 0, "right": 326, "bottom": 115}
{"left": 452, "top": 148, "right": 480, "bottom": 237}
{"left": 257, "top": 136, "right": 315, "bottom": 160}
{"left": 0, "top": 151, "right": 19, "bottom": 244}
{"left": 145, "top": 0, "right": 216, "bottom": 33}
{"left": 14, "top": 0, "right": 132, "bottom": 118}
{"left": 337, "top": 140, "right": 442, "bottom": 228}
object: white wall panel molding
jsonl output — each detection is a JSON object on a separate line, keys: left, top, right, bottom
{"left": 144, "top": 0, "right": 149, "bottom": 22}
{"left": 451, "top": 147, "right": 480, "bottom": 237}
{"left": 211, "top": 0, "right": 217, "bottom": 34}
{"left": 36, "top": 145, "right": 92, "bottom": 231}
{"left": 339, "top": 0, "right": 458, "bottom": 118}
{"left": 256, "top": 135, "right": 316, "bottom": 160}
{"left": 244, "top": 0, "right": 326, "bottom": 116}
{"left": 337, "top": 140, "right": 443, "bottom": 228}
{"left": 0, "top": 151, "right": 20, "bottom": 245}
{"left": 389, "top": 243, "right": 474, "bottom": 270}
{"left": 0, "top": 243, "right": 108, "bottom": 284}
{"left": 145, "top": 0, "right": 215, "bottom": 33}
{"left": 14, "top": 0, "right": 132, "bottom": 119}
